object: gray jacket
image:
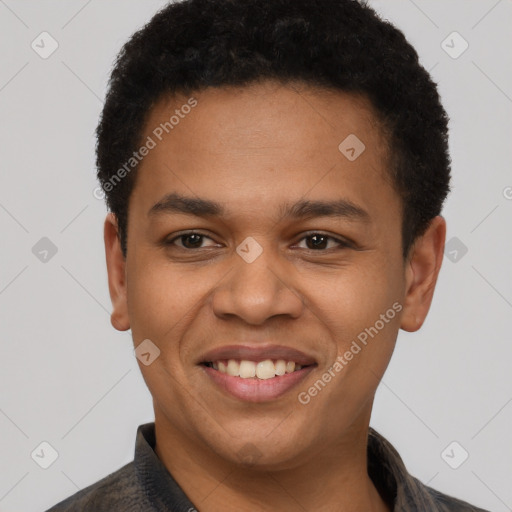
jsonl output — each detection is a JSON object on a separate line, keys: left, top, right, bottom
{"left": 46, "top": 422, "right": 490, "bottom": 511}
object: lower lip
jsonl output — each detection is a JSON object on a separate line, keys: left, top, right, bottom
{"left": 201, "top": 365, "right": 316, "bottom": 402}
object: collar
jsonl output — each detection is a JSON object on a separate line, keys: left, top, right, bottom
{"left": 134, "top": 422, "right": 197, "bottom": 511}
{"left": 133, "top": 422, "right": 446, "bottom": 511}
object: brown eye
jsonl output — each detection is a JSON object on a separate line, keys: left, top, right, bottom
{"left": 305, "top": 234, "right": 330, "bottom": 250}
{"left": 177, "top": 234, "right": 204, "bottom": 249}
{"left": 166, "top": 232, "right": 218, "bottom": 250}
{"left": 297, "top": 233, "right": 350, "bottom": 251}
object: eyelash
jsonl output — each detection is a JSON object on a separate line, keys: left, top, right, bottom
{"left": 165, "top": 231, "right": 352, "bottom": 252}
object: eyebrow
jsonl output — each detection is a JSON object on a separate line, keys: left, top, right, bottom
{"left": 148, "top": 192, "right": 370, "bottom": 222}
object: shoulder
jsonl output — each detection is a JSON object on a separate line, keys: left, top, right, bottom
{"left": 367, "top": 428, "right": 490, "bottom": 512}
{"left": 412, "top": 475, "right": 491, "bottom": 512}
{"left": 45, "top": 461, "right": 149, "bottom": 511}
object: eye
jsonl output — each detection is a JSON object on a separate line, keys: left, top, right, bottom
{"left": 295, "top": 233, "right": 351, "bottom": 251}
{"left": 164, "top": 231, "right": 353, "bottom": 252}
{"left": 166, "top": 232, "right": 219, "bottom": 250}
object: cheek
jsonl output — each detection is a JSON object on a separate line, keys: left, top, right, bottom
{"left": 308, "top": 268, "right": 401, "bottom": 402}
{"left": 311, "top": 260, "right": 403, "bottom": 341}
{"left": 125, "top": 254, "right": 198, "bottom": 341}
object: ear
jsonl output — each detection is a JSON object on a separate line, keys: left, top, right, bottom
{"left": 104, "top": 213, "right": 130, "bottom": 331}
{"left": 400, "top": 216, "right": 446, "bottom": 332}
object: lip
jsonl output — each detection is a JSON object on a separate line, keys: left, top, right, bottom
{"left": 197, "top": 344, "right": 317, "bottom": 366}
{"left": 202, "top": 364, "right": 316, "bottom": 403}
{"left": 197, "top": 344, "right": 317, "bottom": 403}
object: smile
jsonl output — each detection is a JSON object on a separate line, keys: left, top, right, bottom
{"left": 203, "top": 359, "right": 307, "bottom": 379}
{"left": 198, "top": 344, "right": 317, "bottom": 402}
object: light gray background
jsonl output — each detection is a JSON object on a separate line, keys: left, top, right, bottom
{"left": 0, "top": 1, "right": 511, "bottom": 511}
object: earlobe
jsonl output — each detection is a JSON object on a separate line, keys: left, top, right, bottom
{"left": 104, "top": 213, "right": 130, "bottom": 331}
{"left": 400, "top": 216, "right": 446, "bottom": 332}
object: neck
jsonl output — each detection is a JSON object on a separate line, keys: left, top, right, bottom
{"left": 154, "top": 411, "right": 391, "bottom": 512}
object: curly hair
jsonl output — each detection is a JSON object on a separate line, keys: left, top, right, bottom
{"left": 96, "top": 0, "right": 450, "bottom": 258}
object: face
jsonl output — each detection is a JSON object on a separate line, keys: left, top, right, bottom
{"left": 105, "top": 81, "right": 444, "bottom": 469}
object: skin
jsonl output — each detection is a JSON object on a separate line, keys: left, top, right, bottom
{"left": 104, "top": 80, "right": 446, "bottom": 511}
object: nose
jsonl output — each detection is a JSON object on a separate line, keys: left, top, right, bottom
{"left": 211, "top": 243, "right": 304, "bottom": 325}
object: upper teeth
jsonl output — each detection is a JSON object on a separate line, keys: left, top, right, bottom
{"left": 212, "top": 359, "right": 303, "bottom": 379}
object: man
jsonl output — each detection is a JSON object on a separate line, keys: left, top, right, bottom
{"left": 47, "top": 0, "right": 489, "bottom": 510}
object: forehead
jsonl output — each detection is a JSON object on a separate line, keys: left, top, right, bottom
{"left": 131, "top": 81, "right": 396, "bottom": 217}
{"left": 148, "top": 81, "right": 387, "bottom": 150}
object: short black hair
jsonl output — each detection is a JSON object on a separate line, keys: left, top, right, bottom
{"left": 96, "top": 0, "right": 450, "bottom": 258}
